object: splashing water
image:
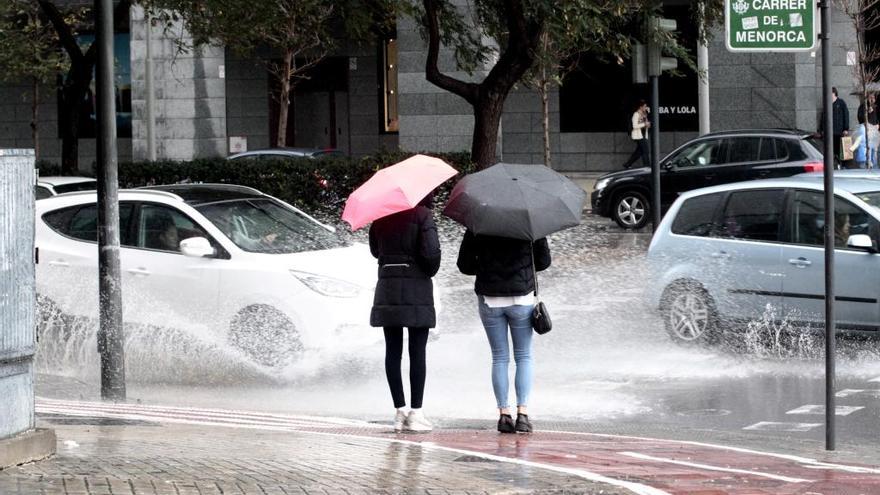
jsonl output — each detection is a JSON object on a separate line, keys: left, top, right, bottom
{"left": 34, "top": 216, "right": 880, "bottom": 420}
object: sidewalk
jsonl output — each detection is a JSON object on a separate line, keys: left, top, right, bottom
{"left": 1, "top": 420, "right": 625, "bottom": 495}
{"left": 3, "top": 399, "right": 880, "bottom": 495}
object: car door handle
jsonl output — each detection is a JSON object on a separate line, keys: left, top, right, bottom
{"left": 711, "top": 251, "right": 730, "bottom": 259}
{"left": 788, "top": 257, "right": 812, "bottom": 268}
{"left": 48, "top": 260, "right": 70, "bottom": 268}
{"left": 127, "top": 267, "right": 151, "bottom": 276}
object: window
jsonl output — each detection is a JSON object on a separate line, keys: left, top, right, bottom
{"left": 728, "top": 137, "right": 761, "bottom": 163}
{"left": 668, "top": 139, "right": 727, "bottom": 168}
{"left": 43, "top": 203, "right": 134, "bottom": 245}
{"left": 789, "top": 190, "right": 879, "bottom": 248}
{"left": 35, "top": 186, "right": 52, "bottom": 200}
{"left": 719, "top": 189, "right": 785, "bottom": 241}
{"left": 137, "top": 204, "right": 208, "bottom": 252}
{"left": 381, "top": 38, "right": 399, "bottom": 133}
{"left": 671, "top": 193, "right": 724, "bottom": 237}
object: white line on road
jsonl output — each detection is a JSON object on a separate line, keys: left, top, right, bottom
{"left": 619, "top": 451, "right": 813, "bottom": 483}
{"left": 742, "top": 421, "right": 822, "bottom": 432}
{"left": 35, "top": 399, "right": 669, "bottom": 495}
{"left": 546, "top": 429, "right": 880, "bottom": 475}
{"left": 786, "top": 404, "right": 865, "bottom": 416}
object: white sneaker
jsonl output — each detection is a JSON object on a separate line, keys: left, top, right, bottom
{"left": 393, "top": 409, "right": 407, "bottom": 433}
{"left": 404, "top": 409, "right": 433, "bottom": 433}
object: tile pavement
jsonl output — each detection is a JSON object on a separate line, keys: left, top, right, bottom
{"left": 0, "top": 422, "right": 627, "bottom": 495}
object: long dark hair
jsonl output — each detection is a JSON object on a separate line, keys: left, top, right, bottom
{"left": 418, "top": 192, "right": 434, "bottom": 209}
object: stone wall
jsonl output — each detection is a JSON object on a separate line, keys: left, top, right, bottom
{"left": 130, "top": 5, "right": 227, "bottom": 161}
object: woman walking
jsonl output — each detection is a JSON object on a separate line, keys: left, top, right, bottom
{"left": 622, "top": 100, "right": 651, "bottom": 169}
{"left": 369, "top": 194, "right": 441, "bottom": 433}
{"left": 457, "top": 231, "right": 551, "bottom": 433}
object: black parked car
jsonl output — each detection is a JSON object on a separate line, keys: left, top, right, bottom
{"left": 591, "top": 129, "right": 828, "bottom": 229}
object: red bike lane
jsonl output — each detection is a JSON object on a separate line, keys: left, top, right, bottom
{"left": 351, "top": 428, "right": 880, "bottom": 495}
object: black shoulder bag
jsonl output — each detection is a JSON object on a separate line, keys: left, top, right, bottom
{"left": 530, "top": 244, "right": 552, "bottom": 335}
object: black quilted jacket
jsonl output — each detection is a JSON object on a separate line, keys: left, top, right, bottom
{"left": 456, "top": 230, "right": 550, "bottom": 297}
{"left": 368, "top": 206, "right": 441, "bottom": 328}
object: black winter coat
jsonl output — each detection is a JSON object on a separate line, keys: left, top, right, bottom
{"left": 456, "top": 231, "right": 551, "bottom": 297}
{"left": 369, "top": 206, "right": 441, "bottom": 328}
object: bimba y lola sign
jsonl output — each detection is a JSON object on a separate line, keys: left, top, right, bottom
{"left": 725, "top": 0, "right": 818, "bottom": 51}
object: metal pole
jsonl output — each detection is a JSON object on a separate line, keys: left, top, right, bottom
{"left": 697, "top": 39, "right": 710, "bottom": 135}
{"left": 650, "top": 75, "right": 661, "bottom": 232}
{"left": 95, "top": 0, "right": 125, "bottom": 401}
{"left": 819, "top": 0, "right": 835, "bottom": 451}
{"left": 145, "top": 9, "right": 156, "bottom": 161}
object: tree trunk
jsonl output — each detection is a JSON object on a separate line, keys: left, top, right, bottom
{"left": 60, "top": 79, "right": 86, "bottom": 175}
{"left": 31, "top": 78, "right": 40, "bottom": 160}
{"left": 540, "top": 80, "right": 550, "bottom": 168}
{"left": 276, "top": 51, "right": 293, "bottom": 148}
{"left": 471, "top": 95, "right": 504, "bottom": 168}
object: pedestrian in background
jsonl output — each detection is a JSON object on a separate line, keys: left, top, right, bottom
{"left": 857, "top": 93, "right": 879, "bottom": 167}
{"left": 622, "top": 100, "right": 651, "bottom": 169}
{"left": 457, "top": 231, "right": 551, "bottom": 433}
{"left": 819, "top": 87, "right": 850, "bottom": 164}
{"left": 369, "top": 193, "right": 441, "bottom": 433}
{"left": 851, "top": 112, "right": 868, "bottom": 169}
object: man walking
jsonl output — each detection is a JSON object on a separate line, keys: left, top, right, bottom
{"left": 819, "top": 87, "right": 850, "bottom": 163}
{"left": 622, "top": 100, "right": 650, "bottom": 169}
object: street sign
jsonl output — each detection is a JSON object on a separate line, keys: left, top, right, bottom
{"left": 725, "top": 0, "right": 818, "bottom": 52}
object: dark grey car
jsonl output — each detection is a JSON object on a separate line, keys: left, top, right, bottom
{"left": 591, "top": 129, "right": 828, "bottom": 229}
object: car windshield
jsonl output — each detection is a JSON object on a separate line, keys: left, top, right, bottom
{"left": 196, "top": 198, "right": 348, "bottom": 253}
{"left": 52, "top": 181, "right": 97, "bottom": 194}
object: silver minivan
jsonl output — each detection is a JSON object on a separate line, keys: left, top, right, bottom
{"left": 648, "top": 176, "right": 880, "bottom": 344}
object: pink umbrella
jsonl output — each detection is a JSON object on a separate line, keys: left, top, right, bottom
{"left": 342, "top": 154, "right": 457, "bottom": 230}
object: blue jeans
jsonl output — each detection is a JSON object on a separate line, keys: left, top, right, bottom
{"left": 477, "top": 296, "right": 534, "bottom": 409}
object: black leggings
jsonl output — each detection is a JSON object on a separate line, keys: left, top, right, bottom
{"left": 384, "top": 327, "right": 429, "bottom": 409}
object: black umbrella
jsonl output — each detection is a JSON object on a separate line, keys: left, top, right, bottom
{"left": 442, "top": 163, "right": 586, "bottom": 240}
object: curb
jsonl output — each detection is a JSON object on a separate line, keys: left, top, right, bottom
{"left": 0, "top": 428, "right": 56, "bottom": 470}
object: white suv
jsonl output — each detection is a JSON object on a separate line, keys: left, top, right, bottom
{"left": 35, "top": 184, "right": 378, "bottom": 366}
{"left": 648, "top": 177, "right": 880, "bottom": 344}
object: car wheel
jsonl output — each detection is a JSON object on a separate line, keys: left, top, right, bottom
{"left": 229, "top": 305, "right": 303, "bottom": 367}
{"left": 612, "top": 190, "right": 650, "bottom": 229}
{"left": 661, "top": 282, "right": 718, "bottom": 345}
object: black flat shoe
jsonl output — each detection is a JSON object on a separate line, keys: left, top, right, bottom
{"left": 497, "top": 414, "right": 515, "bottom": 433}
{"left": 515, "top": 414, "right": 532, "bottom": 433}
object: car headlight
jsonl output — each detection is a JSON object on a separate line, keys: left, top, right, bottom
{"left": 594, "top": 178, "right": 610, "bottom": 191}
{"left": 290, "top": 270, "right": 363, "bottom": 298}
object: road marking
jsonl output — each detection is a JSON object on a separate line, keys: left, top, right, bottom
{"left": 35, "top": 399, "right": 670, "bottom": 495}
{"left": 619, "top": 451, "right": 812, "bottom": 483}
{"left": 786, "top": 404, "right": 865, "bottom": 416}
{"left": 546, "top": 429, "right": 880, "bottom": 474}
{"left": 836, "top": 389, "right": 865, "bottom": 397}
{"left": 742, "top": 421, "right": 822, "bottom": 432}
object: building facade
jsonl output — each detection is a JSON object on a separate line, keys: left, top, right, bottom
{"left": 0, "top": 3, "right": 861, "bottom": 172}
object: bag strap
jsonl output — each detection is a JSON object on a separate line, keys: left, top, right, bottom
{"left": 530, "top": 242, "right": 539, "bottom": 298}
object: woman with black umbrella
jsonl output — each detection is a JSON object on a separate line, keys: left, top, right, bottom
{"left": 456, "top": 232, "right": 551, "bottom": 433}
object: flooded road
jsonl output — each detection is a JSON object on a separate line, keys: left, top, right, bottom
{"left": 35, "top": 214, "right": 880, "bottom": 452}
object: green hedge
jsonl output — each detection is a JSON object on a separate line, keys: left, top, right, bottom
{"left": 40, "top": 150, "right": 476, "bottom": 212}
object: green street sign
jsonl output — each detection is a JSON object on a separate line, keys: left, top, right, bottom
{"left": 725, "top": 0, "right": 818, "bottom": 52}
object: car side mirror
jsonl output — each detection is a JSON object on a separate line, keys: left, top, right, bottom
{"left": 847, "top": 234, "right": 876, "bottom": 252}
{"left": 662, "top": 161, "right": 674, "bottom": 171}
{"left": 180, "top": 237, "right": 215, "bottom": 257}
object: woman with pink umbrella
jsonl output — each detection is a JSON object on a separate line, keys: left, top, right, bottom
{"left": 342, "top": 154, "right": 457, "bottom": 433}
